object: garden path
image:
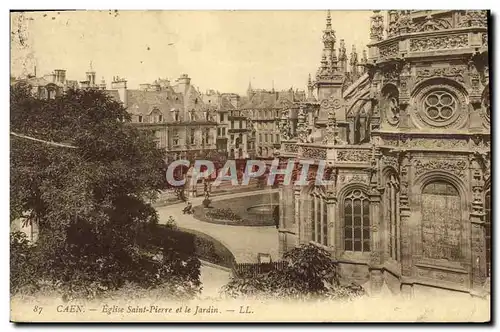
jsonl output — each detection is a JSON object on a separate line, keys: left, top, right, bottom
{"left": 156, "top": 189, "right": 280, "bottom": 264}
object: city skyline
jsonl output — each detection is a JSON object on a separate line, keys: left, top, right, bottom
{"left": 10, "top": 10, "right": 371, "bottom": 95}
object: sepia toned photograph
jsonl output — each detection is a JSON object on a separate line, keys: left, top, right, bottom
{"left": 9, "top": 9, "right": 491, "bottom": 323}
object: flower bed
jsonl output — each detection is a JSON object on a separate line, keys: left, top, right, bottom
{"left": 206, "top": 208, "right": 242, "bottom": 222}
{"left": 193, "top": 193, "right": 279, "bottom": 227}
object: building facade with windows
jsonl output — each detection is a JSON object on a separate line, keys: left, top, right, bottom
{"left": 242, "top": 85, "right": 306, "bottom": 159}
{"left": 107, "top": 74, "right": 218, "bottom": 162}
{"left": 12, "top": 68, "right": 82, "bottom": 99}
{"left": 277, "top": 10, "right": 490, "bottom": 297}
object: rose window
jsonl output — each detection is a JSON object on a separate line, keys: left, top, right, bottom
{"left": 424, "top": 92, "right": 456, "bottom": 122}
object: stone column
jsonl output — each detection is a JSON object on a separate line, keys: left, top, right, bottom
{"left": 369, "top": 186, "right": 383, "bottom": 294}
{"left": 294, "top": 188, "right": 303, "bottom": 243}
{"left": 399, "top": 153, "right": 413, "bottom": 296}
{"left": 470, "top": 154, "right": 486, "bottom": 289}
{"left": 325, "top": 168, "right": 338, "bottom": 259}
{"left": 348, "top": 120, "right": 355, "bottom": 144}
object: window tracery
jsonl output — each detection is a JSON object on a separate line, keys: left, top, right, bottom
{"left": 385, "top": 173, "right": 400, "bottom": 260}
{"left": 344, "top": 189, "right": 370, "bottom": 252}
{"left": 308, "top": 186, "right": 328, "bottom": 246}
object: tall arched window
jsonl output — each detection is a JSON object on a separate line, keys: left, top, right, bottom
{"left": 385, "top": 173, "right": 400, "bottom": 261}
{"left": 309, "top": 186, "right": 328, "bottom": 246}
{"left": 421, "top": 181, "right": 461, "bottom": 261}
{"left": 485, "top": 190, "right": 491, "bottom": 277}
{"left": 344, "top": 190, "right": 370, "bottom": 252}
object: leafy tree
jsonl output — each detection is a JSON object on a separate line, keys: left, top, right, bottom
{"left": 221, "top": 244, "right": 365, "bottom": 301}
{"left": 10, "top": 85, "right": 200, "bottom": 299}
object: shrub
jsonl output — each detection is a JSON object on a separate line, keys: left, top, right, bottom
{"left": 206, "top": 208, "right": 242, "bottom": 221}
{"left": 11, "top": 219, "right": 202, "bottom": 300}
{"left": 221, "top": 244, "right": 365, "bottom": 301}
{"left": 10, "top": 231, "right": 38, "bottom": 294}
{"left": 202, "top": 198, "right": 212, "bottom": 208}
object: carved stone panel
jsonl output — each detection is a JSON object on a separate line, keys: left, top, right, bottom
{"left": 410, "top": 34, "right": 469, "bottom": 52}
{"left": 381, "top": 155, "right": 399, "bottom": 171}
{"left": 416, "top": 266, "right": 467, "bottom": 286}
{"left": 403, "top": 138, "right": 469, "bottom": 150}
{"left": 283, "top": 143, "right": 299, "bottom": 153}
{"left": 337, "top": 149, "right": 371, "bottom": 163}
{"left": 413, "top": 158, "right": 468, "bottom": 179}
{"left": 379, "top": 42, "right": 399, "bottom": 59}
{"left": 301, "top": 146, "right": 327, "bottom": 160}
{"left": 337, "top": 173, "right": 369, "bottom": 185}
{"left": 414, "top": 66, "right": 466, "bottom": 86}
{"left": 481, "top": 32, "right": 488, "bottom": 47}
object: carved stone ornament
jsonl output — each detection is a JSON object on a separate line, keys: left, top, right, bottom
{"left": 386, "top": 10, "right": 400, "bottom": 38}
{"left": 482, "top": 87, "right": 490, "bottom": 124}
{"left": 385, "top": 96, "right": 400, "bottom": 126}
{"left": 415, "top": 66, "right": 466, "bottom": 86}
{"left": 337, "top": 150, "right": 371, "bottom": 163}
{"left": 413, "top": 84, "right": 467, "bottom": 129}
{"left": 370, "top": 251, "right": 382, "bottom": 265}
{"left": 417, "top": 268, "right": 466, "bottom": 284}
{"left": 278, "top": 116, "right": 292, "bottom": 141}
{"left": 338, "top": 173, "right": 369, "bottom": 184}
{"left": 321, "top": 97, "right": 342, "bottom": 110}
{"left": 283, "top": 142, "right": 299, "bottom": 153}
{"left": 482, "top": 33, "right": 488, "bottom": 47}
{"left": 296, "top": 108, "right": 308, "bottom": 143}
{"left": 397, "top": 10, "right": 415, "bottom": 34}
{"left": 402, "top": 138, "right": 469, "bottom": 149}
{"left": 301, "top": 147, "right": 327, "bottom": 160}
{"left": 415, "top": 15, "right": 452, "bottom": 32}
{"left": 379, "top": 43, "right": 399, "bottom": 59}
{"left": 370, "top": 10, "right": 384, "bottom": 41}
{"left": 383, "top": 67, "right": 400, "bottom": 83}
{"left": 413, "top": 158, "right": 468, "bottom": 179}
{"left": 458, "top": 10, "right": 488, "bottom": 28}
{"left": 410, "top": 34, "right": 468, "bottom": 52}
{"left": 381, "top": 155, "right": 399, "bottom": 171}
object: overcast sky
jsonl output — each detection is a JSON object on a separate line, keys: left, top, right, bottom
{"left": 11, "top": 10, "right": 372, "bottom": 95}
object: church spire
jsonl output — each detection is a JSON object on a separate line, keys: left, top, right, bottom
{"left": 307, "top": 73, "right": 316, "bottom": 101}
{"left": 317, "top": 10, "right": 337, "bottom": 79}
{"left": 338, "top": 39, "right": 347, "bottom": 72}
{"left": 247, "top": 79, "right": 253, "bottom": 97}
{"left": 349, "top": 44, "right": 358, "bottom": 74}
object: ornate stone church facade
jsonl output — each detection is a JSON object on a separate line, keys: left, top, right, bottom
{"left": 277, "top": 10, "right": 490, "bottom": 297}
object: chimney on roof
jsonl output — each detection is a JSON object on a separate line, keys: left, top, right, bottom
{"left": 54, "top": 69, "right": 66, "bottom": 84}
{"left": 176, "top": 74, "right": 191, "bottom": 96}
{"left": 99, "top": 77, "right": 107, "bottom": 90}
{"left": 111, "top": 76, "right": 128, "bottom": 106}
{"left": 140, "top": 83, "right": 151, "bottom": 91}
